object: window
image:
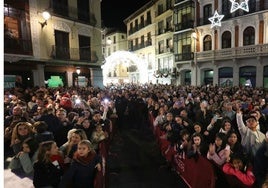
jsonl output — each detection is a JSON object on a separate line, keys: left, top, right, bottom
{"left": 135, "top": 38, "right": 139, "bottom": 47}
{"left": 55, "top": 30, "right": 70, "bottom": 59}
{"left": 146, "top": 11, "right": 151, "bottom": 24}
{"left": 52, "top": 0, "right": 68, "bottom": 17}
{"left": 174, "top": 2, "right": 195, "bottom": 31}
{"left": 182, "top": 45, "right": 191, "bottom": 59}
{"left": 203, "top": 4, "right": 212, "bottom": 24}
{"left": 248, "top": 0, "right": 256, "bottom": 13}
{"left": 147, "top": 32, "right": 152, "bottom": 46}
{"left": 243, "top": 27, "right": 255, "bottom": 46}
{"left": 222, "top": 0, "right": 231, "bottom": 19}
{"left": 77, "top": 0, "right": 89, "bottom": 22}
{"left": 174, "top": 32, "right": 192, "bottom": 60}
{"left": 135, "top": 19, "right": 138, "bottom": 30}
{"left": 222, "top": 31, "right": 231, "bottom": 49}
{"left": 203, "top": 35, "right": 212, "bottom": 51}
{"left": 166, "top": 16, "right": 172, "bottom": 31}
{"left": 158, "top": 21, "right": 164, "bottom": 34}
{"left": 141, "top": 35, "right": 145, "bottom": 47}
{"left": 158, "top": 40, "right": 164, "bottom": 54}
{"left": 158, "top": 4, "right": 164, "bottom": 15}
{"left": 167, "top": 38, "right": 173, "bottom": 51}
{"left": 140, "top": 15, "right": 144, "bottom": 28}
{"left": 79, "top": 35, "right": 91, "bottom": 61}
{"left": 4, "top": 3, "right": 32, "bottom": 54}
{"left": 166, "top": 0, "right": 172, "bottom": 9}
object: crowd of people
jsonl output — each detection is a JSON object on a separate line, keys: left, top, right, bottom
{"left": 3, "top": 83, "right": 268, "bottom": 188}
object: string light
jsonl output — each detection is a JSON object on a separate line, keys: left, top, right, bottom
{"left": 229, "top": 0, "right": 249, "bottom": 13}
{"left": 207, "top": 0, "right": 250, "bottom": 28}
{"left": 209, "top": 10, "right": 224, "bottom": 28}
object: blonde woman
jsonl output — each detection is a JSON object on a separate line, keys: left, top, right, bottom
{"left": 10, "top": 121, "right": 34, "bottom": 154}
{"left": 59, "top": 128, "right": 88, "bottom": 166}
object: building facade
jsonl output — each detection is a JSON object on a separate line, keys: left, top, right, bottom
{"left": 4, "top": 0, "right": 103, "bottom": 88}
{"left": 124, "top": 0, "right": 268, "bottom": 87}
{"left": 124, "top": 1, "right": 157, "bottom": 84}
{"left": 101, "top": 28, "right": 130, "bottom": 85}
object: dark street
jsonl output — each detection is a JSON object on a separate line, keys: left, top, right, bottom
{"left": 107, "top": 127, "right": 189, "bottom": 188}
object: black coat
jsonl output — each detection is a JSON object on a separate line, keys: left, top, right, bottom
{"left": 59, "top": 153, "right": 102, "bottom": 188}
{"left": 33, "top": 161, "right": 64, "bottom": 188}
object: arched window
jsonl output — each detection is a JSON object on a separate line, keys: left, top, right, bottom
{"left": 243, "top": 27, "right": 255, "bottom": 46}
{"left": 203, "top": 35, "right": 212, "bottom": 51}
{"left": 222, "top": 31, "right": 231, "bottom": 49}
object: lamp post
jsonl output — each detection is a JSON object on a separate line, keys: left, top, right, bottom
{"left": 191, "top": 32, "right": 197, "bottom": 86}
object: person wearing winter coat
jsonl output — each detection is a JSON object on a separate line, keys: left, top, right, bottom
{"left": 33, "top": 141, "right": 65, "bottom": 188}
{"left": 59, "top": 140, "right": 102, "bottom": 188}
{"left": 9, "top": 137, "right": 39, "bottom": 174}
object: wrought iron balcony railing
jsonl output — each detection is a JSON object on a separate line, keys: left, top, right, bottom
{"left": 4, "top": 37, "right": 33, "bottom": 55}
{"left": 51, "top": 45, "right": 98, "bottom": 63}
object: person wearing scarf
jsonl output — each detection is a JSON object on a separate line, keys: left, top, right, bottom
{"left": 59, "top": 140, "right": 102, "bottom": 188}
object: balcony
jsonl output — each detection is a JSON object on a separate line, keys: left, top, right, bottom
{"left": 175, "top": 52, "right": 194, "bottom": 61}
{"left": 196, "top": 44, "right": 268, "bottom": 62}
{"left": 155, "top": 6, "right": 173, "bottom": 17}
{"left": 4, "top": 37, "right": 32, "bottom": 55}
{"left": 156, "top": 46, "right": 174, "bottom": 54}
{"left": 51, "top": 45, "right": 98, "bottom": 63}
{"left": 174, "top": 21, "right": 194, "bottom": 32}
{"left": 153, "top": 68, "right": 179, "bottom": 78}
{"left": 129, "top": 40, "right": 152, "bottom": 51}
{"left": 52, "top": 2, "right": 97, "bottom": 26}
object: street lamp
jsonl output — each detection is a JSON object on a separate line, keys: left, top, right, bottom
{"left": 39, "top": 11, "right": 51, "bottom": 28}
{"left": 76, "top": 68, "right": 81, "bottom": 75}
{"left": 191, "top": 32, "right": 198, "bottom": 86}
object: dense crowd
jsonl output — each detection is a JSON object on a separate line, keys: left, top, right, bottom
{"left": 3, "top": 83, "right": 268, "bottom": 188}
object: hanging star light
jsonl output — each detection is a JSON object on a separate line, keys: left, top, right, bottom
{"left": 209, "top": 10, "right": 224, "bottom": 28}
{"left": 229, "top": 0, "right": 249, "bottom": 13}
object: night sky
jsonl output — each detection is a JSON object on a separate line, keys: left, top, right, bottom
{"left": 101, "top": 0, "right": 149, "bottom": 30}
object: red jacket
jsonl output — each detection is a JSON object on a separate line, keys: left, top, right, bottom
{"left": 222, "top": 163, "right": 256, "bottom": 186}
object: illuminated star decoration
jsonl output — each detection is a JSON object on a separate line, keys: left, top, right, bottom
{"left": 229, "top": 0, "right": 249, "bottom": 13}
{"left": 208, "top": 10, "right": 224, "bottom": 28}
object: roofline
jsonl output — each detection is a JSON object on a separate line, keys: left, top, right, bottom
{"left": 123, "top": 0, "right": 155, "bottom": 24}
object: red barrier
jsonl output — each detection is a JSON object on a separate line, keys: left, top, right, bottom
{"left": 149, "top": 113, "right": 219, "bottom": 188}
{"left": 173, "top": 154, "right": 216, "bottom": 188}
{"left": 94, "top": 168, "right": 105, "bottom": 188}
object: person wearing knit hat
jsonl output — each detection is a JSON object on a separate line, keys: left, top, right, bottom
{"left": 59, "top": 93, "right": 73, "bottom": 113}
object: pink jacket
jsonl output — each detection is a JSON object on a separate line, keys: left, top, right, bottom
{"left": 207, "top": 145, "right": 230, "bottom": 166}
